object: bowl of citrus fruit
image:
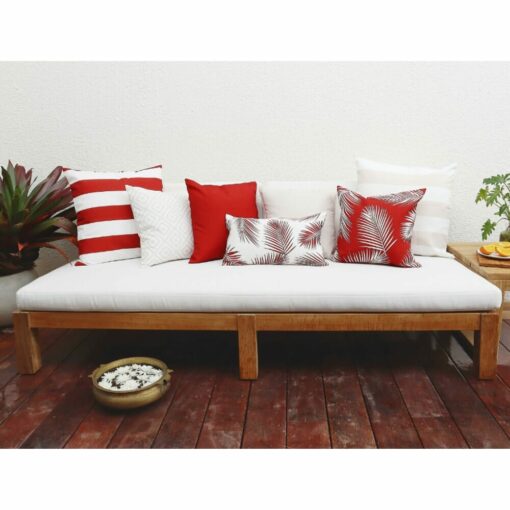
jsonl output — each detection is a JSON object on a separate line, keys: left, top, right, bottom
{"left": 478, "top": 242, "right": 510, "bottom": 259}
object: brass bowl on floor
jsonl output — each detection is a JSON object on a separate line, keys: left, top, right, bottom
{"left": 90, "top": 357, "right": 172, "bottom": 410}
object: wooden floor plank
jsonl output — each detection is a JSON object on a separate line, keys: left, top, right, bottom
{"left": 65, "top": 405, "right": 125, "bottom": 449}
{"left": 437, "top": 333, "right": 510, "bottom": 440}
{"left": 242, "top": 368, "right": 286, "bottom": 448}
{"left": 286, "top": 335, "right": 330, "bottom": 449}
{"left": 66, "top": 331, "right": 197, "bottom": 449}
{"left": 384, "top": 334, "right": 467, "bottom": 448}
{"left": 355, "top": 335, "right": 422, "bottom": 448}
{"left": 21, "top": 375, "right": 96, "bottom": 448}
{"left": 496, "top": 344, "right": 510, "bottom": 389}
{"left": 197, "top": 372, "right": 250, "bottom": 448}
{"left": 287, "top": 369, "right": 330, "bottom": 448}
{"left": 0, "top": 327, "right": 509, "bottom": 449}
{"left": 242, "top": 334, "right": 287, "bottom": 449}
{"left": 500, "top": 321, "right": 510, "bottom": 352}
{"left": 107, "top": 374, "right": 179, "bottom": 449}
{"left": 421, "top": 333, "right": 510, "bottom": 448}
{"left": 152, "top": 370, "right": 216, "bottom": 448}
{"left": 0, "top": 335, "right": 97, "bottom": 448}
{"left": 0, "top": 329, "right": 15, "bottom": 362}
{"left": 0, "top": 331, "right": 84, "bottom": 425}
{"left": 0, "top": 329, "right": 60, "bottom": 390}
{"left": 322, "top": 337, "right": 376, "bottom": 449}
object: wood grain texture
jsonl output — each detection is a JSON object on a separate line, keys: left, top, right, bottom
{"left": 448, "top": 243, "right": 510, "bottom": 281}
{"left": 0, "top": 330, "right": 15, "bottom": 362}
{"left": 497, "top": 344, "right": 510, "bottom": 389}
{"left": 18, "top": 310, "right": 497, "bottom": 382}
{"left": 108, "top": 375, "right": 179, "bottom": 449}
{"left": 385, "top": 334, "right": 467, "bottom": 448}
{"left": 13, "top": 312, "right": 41, "bottom": 374}
{"left": 0, "top": 330, "right": 60, "bottom": 391}
{"left": 0, "top": 331, "right": 83, "bottom": 424}
{"left": 2, "top": 327, "right": 510, "bottom": 449}
{"left": 500, "top": 321, "right": 510, "bottom": 352}
{"left": 242, "top": 368, "right": 286, "bottom": 448}
{"left": 21, "top": 375, "right": 96, "bottom": 448}
{"left": 355, "top": 335, "right": 422, "bottom": 448}
{"left": 254, "top": 313, "right": 481, "bottom": 331}
{"left": 26, "top": 310, "right": 483, "bottom": 332}
{"left": 65, "top": 406, "right": 124, "bottom": 448}
{"left": 197, "top": 372, "right": 250, "bottom": 448}
{"left": 237, "top": 314, "right": 258, "bottom": 380}
{"left": 28, "top": 311, "right": 238, "bottom": 330}
{"left": 476, "top": 254, "right": 510, "bottom": 269}
{"left": 438, "top": 333, "right": 510, "bottom": 439}
{"left": 423, "top": 333, "right": 510, "bottom": 448}
{"left": 152, "top": 370, "right": 216, "bottom": 448}
{"left": 287, "top": 336, "right": 330, "bottom": 448}
{"left": 322, "top": 337, "right": 376, "bottom": 448}
{"left": 0, "top": 336, "right": 97, "bottom": 448}
{"left": 242, "top": 334, "right": 287, "bottom": 448}
{"left": 475, "top": 312, "right": 500, "bottom": 379}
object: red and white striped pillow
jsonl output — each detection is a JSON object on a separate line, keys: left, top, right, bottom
{"left": 64, "top": 165, "right": 163, "bottom": 265}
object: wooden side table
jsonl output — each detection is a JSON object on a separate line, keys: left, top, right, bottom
{"left": 448, "top": 242, "right": 510, "bottom": 343}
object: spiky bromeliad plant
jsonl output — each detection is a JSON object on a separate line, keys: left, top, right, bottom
{"left": 476, "top": 173, "right": 510, "bottom": 241}
{"left": 0, "top": 161, "right": 77, "bottom": 276}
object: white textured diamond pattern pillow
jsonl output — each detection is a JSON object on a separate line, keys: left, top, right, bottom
{"left": 126, "top": 185, "right": 193, "bottom": 266}
{"left": 223, "top": 213, "right": 328, "bottom": 266}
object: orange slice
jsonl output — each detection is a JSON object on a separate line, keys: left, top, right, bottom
{"left": 499, "top": 242, "right": 510, "bottom": 248}
{"left": 496, "top": 245, "right": 510, "bottom": 257}
{"left": 480, "top": 244, "right": 497, "bottom": 255}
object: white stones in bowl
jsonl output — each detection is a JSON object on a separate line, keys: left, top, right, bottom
{"left": 97, "top": 363, "right": 163, "bottom": 392}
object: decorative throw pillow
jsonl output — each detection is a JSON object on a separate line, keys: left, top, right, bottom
{"left": 259, "top": 181, "right": 355, "bottom": 260}
{"left": 186, "top": 179, "right": 259, "bottom": 263}
{"left": 223, "top": 212, "right": 328, "bottom": 266}
{"left": 64, "top": 166, "right": 163, "bottom": 265}
{"left": 336, "top": 186, "right": 425, "bottom": 268}
{"left": 126, "top": 185, "right": 193, "bottom": 266}
{"left": 356, "top": 158, "right": 456, "bottom": 257}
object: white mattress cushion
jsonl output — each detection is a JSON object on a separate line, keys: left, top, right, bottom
{"left": 17, "top": 257, "right": 501, "bottom": 313}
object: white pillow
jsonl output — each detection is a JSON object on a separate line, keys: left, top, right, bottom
{"left": 259, "top": 181, "right": 355, "bottom": 260}
{"left": 356, "top": 159, "right": 456, "bottom": 258}
{"left": 126, "top": 185, "right": 193, "bottom": 266}
{"left": 223, "top": 213, "right": 328, "bottom": 266}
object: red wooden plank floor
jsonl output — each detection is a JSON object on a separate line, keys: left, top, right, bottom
{"left": 1, "top": 323, "right": 510, "bottom": 448}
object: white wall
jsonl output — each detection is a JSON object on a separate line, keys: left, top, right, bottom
{"left": 1, "top": 62, "right": 509, "bottom": 274}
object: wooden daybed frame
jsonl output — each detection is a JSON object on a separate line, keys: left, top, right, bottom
{"left": 13, "top": 309, "right": 500, "bottom": 380}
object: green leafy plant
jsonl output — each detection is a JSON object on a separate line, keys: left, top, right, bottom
{"left": 475, "top": 173, "right": 510, "bottom": 240}
{"left": 0, "top": 161, "right": 77, "bottom": 276}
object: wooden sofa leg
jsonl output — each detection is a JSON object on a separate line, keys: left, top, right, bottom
{"left": 13, "top": 312, "right": 42, "bottom": 374}
{"left": 237, "top": 314, "right": 258, "bottom": 380}
{"left": 474, "top": 312, "right": 499, "bottom": 380}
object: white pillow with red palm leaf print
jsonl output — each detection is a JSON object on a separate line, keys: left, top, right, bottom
{"left": 336, "top": 186, "right": 425, "bottom": 268}
{"left": 223, "top": 212, "right": 328, "bottom": 266}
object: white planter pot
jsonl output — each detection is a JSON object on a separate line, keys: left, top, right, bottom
{"left": 0, "top": 269, "right": 38, "bottom": 327}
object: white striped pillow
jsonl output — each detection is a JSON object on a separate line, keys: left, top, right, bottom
{"left": 356, "top": 158, "right": 456, "bottom": 258}
{"left": 64, "top": 165, "right": 163, "bottom": 265}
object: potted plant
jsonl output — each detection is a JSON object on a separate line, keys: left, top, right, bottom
{"left": 476, "top": 173, "right": 510, "bottom": 241}
{"left": 0, "top": 162, "right": 76, "bottom": 326}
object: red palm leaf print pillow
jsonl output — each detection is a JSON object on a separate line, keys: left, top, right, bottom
{"left": 336, "top": 186, "right": 426, "bottom": 268}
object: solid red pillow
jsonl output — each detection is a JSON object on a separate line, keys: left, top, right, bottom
{"left": 336, "top": 186, "right": 426, "bottom": 268}
{"left": 186, "top": 179, "right": 259, "bottom": 263}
